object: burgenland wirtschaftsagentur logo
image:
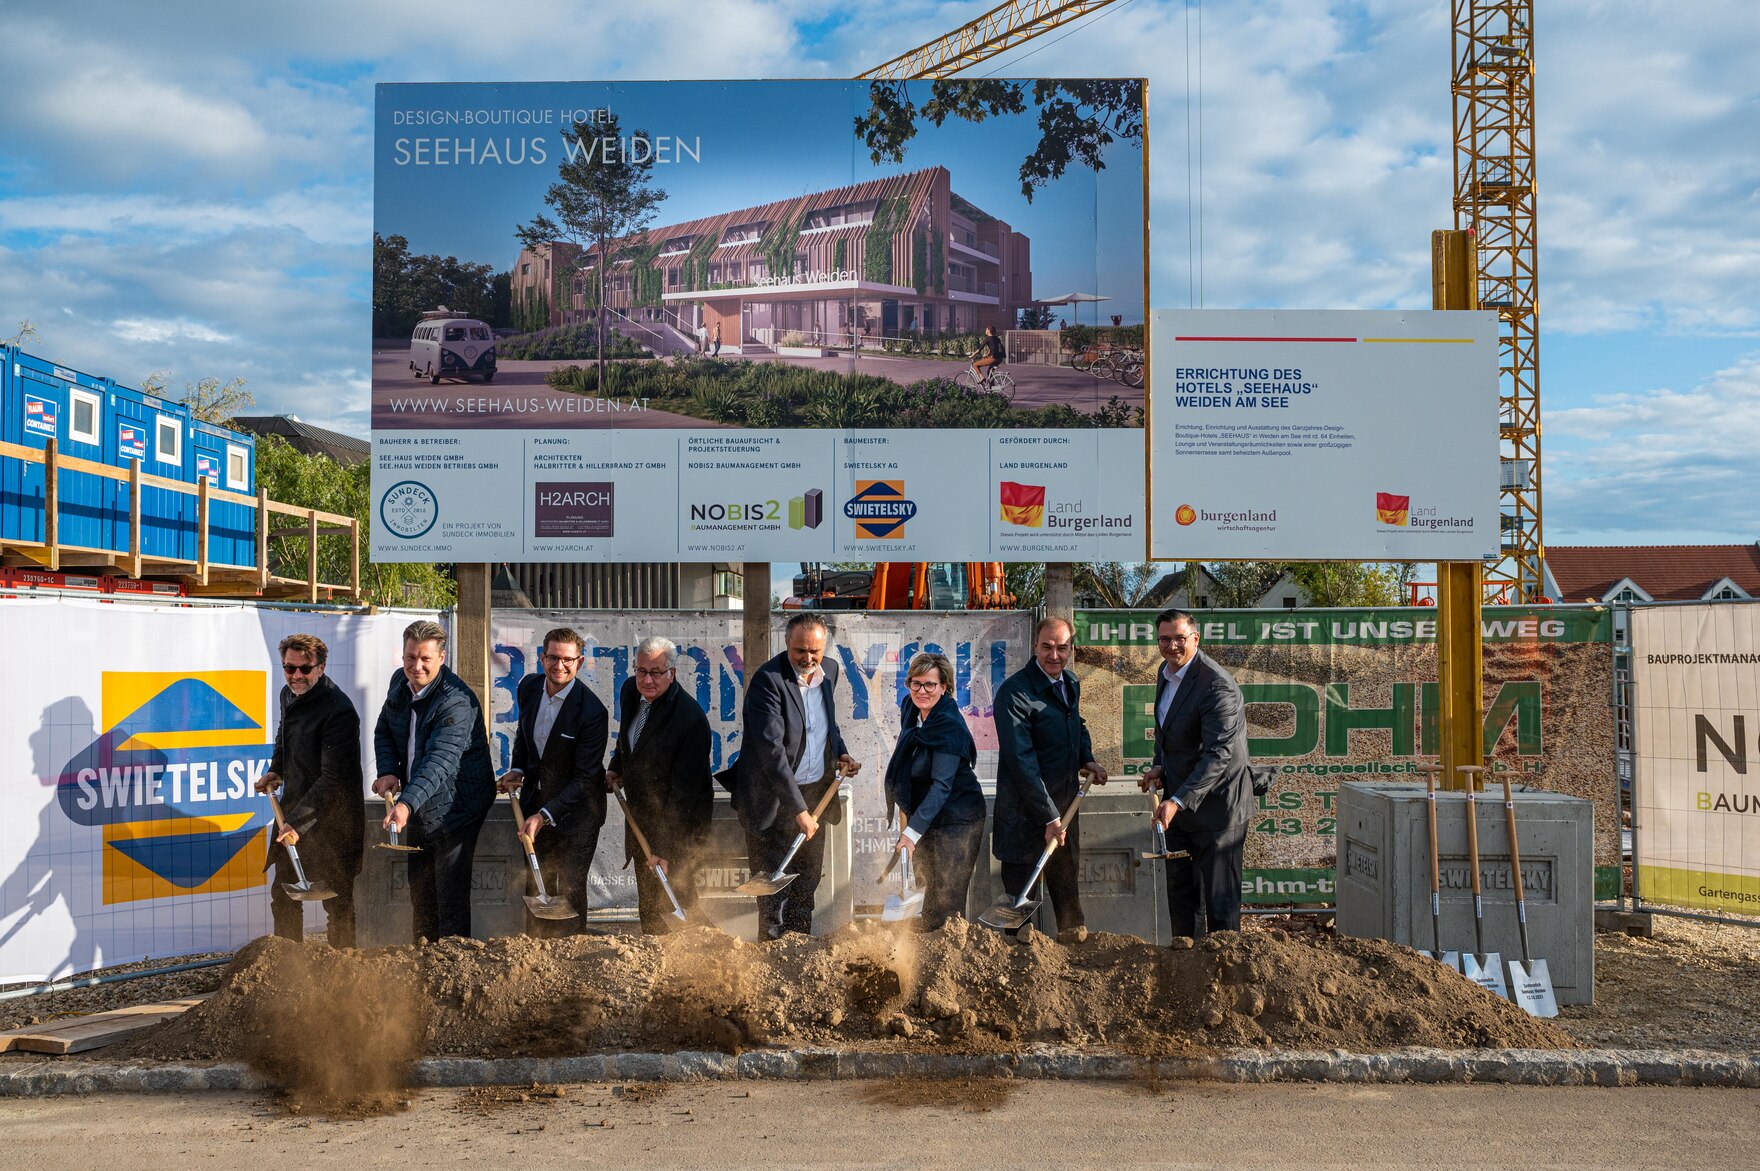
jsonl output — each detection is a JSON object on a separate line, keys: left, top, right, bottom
{"left": 1173, "top": 503, "right": 1276, "bottom": 533}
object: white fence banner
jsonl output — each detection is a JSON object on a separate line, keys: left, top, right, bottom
{"left": 1632, "top": 601, "right": 1760, "bottom": 915}
{"left": 0, "top": 596, "right": 431, "bottom": 982}
{"left": 491, "top": 610, "right": 1033, "bottom": 910}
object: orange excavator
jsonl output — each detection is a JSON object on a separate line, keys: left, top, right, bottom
{"left": 866, "top": 562, "right": 1014, "bottom": 610}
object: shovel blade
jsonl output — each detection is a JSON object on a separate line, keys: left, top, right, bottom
{"left": 977, "top": 896, "right": 1039, "bottom": 932}
{"left": 1507, "top": 957, "right": 1559, "bottom": 1017}
{"left": 280, "top": 881, "right": 336, "bottom": 902}
{"left": 1419, "top": 949, "right": 1463, "bottom": 972}
{"left": 733, "top": 871, "right": 798, "bottom": 897}
{"left": 376, "top": 841, "right": 421, "bottom": 853}
{"left": 1461, "top": 951, "right": 1509, "bottom": 998}
{"left": 881, "top": 891, "right": 925, "bottom": 922}
{"left": 524, "top": 894, "right": 579, "bottom": 921}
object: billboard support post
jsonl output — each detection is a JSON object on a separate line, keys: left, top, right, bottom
{"left": 1044, "top": 562, "right": 1074, "bottom": 626}
{"left": 456, "top": 563, "right": 493, "bottom": 737}
{"left": 1436, "top": 560, "right": 1485, "bottom": 790}
{"left": 742, "top": 561, "right": 771, "bottom": 683}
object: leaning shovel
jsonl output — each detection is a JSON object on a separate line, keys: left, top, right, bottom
{"left": 375, "top": 792, "right": 420, "bottom": 852}
{"left": 1415, "top": 764, "right": 1460, "bottom": 971}
{"left": 1456, "top": 765, "right": 1509, "bottom": 998}
{"left": 1500, "top": 770, "right": 1558, "bottom": 1017}
{"left": 611, "top": 779, "right": 688, "bottom": 924}
{"left": 879, "top": 812, "right": 925, "bottom": 923}
{"left": 734, "top": 765, "right": 850, "bottom": 897}
{"left": 978, "top": 771, "right": 1095, "bottom": 932}
{"left": 265, "top": 791, "right": 336, "bottom": 902}
{"left": 508, "top": 791, "right": 579, "bottom": 921}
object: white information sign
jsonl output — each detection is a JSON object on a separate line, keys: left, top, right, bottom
{"left": 1148, "top": 309, "right": 1500, "bottom": 560}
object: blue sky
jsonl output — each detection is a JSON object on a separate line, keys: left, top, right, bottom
{"left": 1, "top": 0, "right": 1757, "bottom": 545}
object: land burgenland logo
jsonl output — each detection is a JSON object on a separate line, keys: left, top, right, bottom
{"left": 55, "top": 671, "right": 274, "bottom": 904}
{"left": 999, "top": 481, "right": 1046, "bottom": 527}
{"left": 844, "top": 480, "right": 917, "bottom": 539}
{"left": 1376, "top": 492, "right": 1411, "bottom": 526}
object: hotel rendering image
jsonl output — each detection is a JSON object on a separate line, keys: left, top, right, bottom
{"left": 509, "top": 166, "right": 1032, "bottom": 353}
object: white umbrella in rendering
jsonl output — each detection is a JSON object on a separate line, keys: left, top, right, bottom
{"left": 1035, "top": 292, "right": 1112, "bottom": 326}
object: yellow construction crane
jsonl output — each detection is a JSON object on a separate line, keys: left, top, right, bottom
{"left": 868, "top": 1, "right": 1544, "bottom": 601}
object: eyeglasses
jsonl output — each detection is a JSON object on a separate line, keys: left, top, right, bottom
{"left": 282, "top": 662, "right": 318, "bottom": 675}
{"left": 1157, "top": 635, "right": 1195, "bottom": 646}
{"left": 907, "top": 679, "right": 943, "bottom": 692}
{"left": 541, "top": 654, "right": 582, "bottom": 666}
{"left": 634, "top": 667, "right": 674, "bottom": 679}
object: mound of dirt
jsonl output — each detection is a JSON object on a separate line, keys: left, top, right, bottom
{"left": 121, "top": 919, "right": 1570, "bottom": 1080}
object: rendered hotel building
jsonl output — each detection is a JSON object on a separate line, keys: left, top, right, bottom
{"left": 510, "top": 166, "right": 1031, "bottom": 349}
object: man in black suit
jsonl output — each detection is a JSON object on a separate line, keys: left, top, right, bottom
{"left": 732, "top": 612, "right": 860, "bottom": 938}
{"left": 1142, "top": 607, "right": 1255, "bottom": 937}
{"left": 496, "top": 626, "right": 609, "bottom": 936}
{"left": 606, "top": 635, "right": 714, "bottom": 933}
{"left": 993, "top": 616, "right": 1108, "bottom": 942}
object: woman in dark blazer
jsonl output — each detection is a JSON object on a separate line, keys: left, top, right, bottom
{"left": 884, "top": 651, "right": 986, "bottom": 930}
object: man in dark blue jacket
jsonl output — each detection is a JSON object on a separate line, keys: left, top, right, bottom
{"left": 993, "top": 616, "right": 1108, "bottom": 941}
{"left": 497, "top": 626, "right": 608, "bottom": 936}
{"left": 732, "top": 613, "right": 860, "bottom": 938}
{"left": 372, "top": 619, "right": 496, "bottom": 942}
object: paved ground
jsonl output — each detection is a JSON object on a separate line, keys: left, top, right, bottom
{"left": 2, "top": 1080, "right": 1756, "bottom": 1168}
{"left": 370, "top": 347, "right": 1138, "bottom": 430}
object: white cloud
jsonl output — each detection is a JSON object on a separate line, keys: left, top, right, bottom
{"left": 113, "top": 318, "right": 233, "bottom": 344}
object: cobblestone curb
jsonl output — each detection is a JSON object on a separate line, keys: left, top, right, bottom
{"left": 3, "top": 1047, "right": 1757, "bottom": 1096}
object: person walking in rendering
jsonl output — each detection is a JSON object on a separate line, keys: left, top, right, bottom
{"left": 993, "top": 616, "right": 1109, "bottom": 942}
{"left": 731, "top": 613, "right": 861, "bottom": 937}
{"left": 256, "top": 633, "right": 363, "bottom": 947}
{"left": 884, "top": 651, "right": 985, "bottom": 931}
{"left": 372, "top": 619, "right": 497, "bottom": 942}
{"left": 1141, "top": 607, "right": 1257, "bottom": 938}
{"left": 710, "top": 321, "right": 723, "bottom": 358}
{"left": 606, "top": 636, "right": 715, "bottom": 933}
{"left": 497, "top": 626, "right": 609, "bottom": 936}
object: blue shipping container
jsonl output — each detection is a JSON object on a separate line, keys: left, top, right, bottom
{"left": 108, "top": 381, "right": 197, "bottom": 560}
{"left": 1, "top": 348, "right": 111, "bottom": 552}
{"left": 191, "top": 420, "right": 256, "bottom": 568}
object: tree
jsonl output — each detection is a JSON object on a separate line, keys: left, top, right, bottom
{"left": 1286, "top": 562, "right": 1404, "bottom": 607}
{"left": 373, "top": 233, "right": 505, "bottom": 338}
{"left": 1077, "top": 562, "right": 1165, "bottom": 608}
{"left": 180, "top": 376, "right": 254, "bottom": 425}
{"left": 857, "top": 80, "right": 1145, "bottom": 202}
{"left": 1018, "top": 304, "right": 1056, "bottom": 330}
{"left": 4, "top": 319, "right": 37, "bottom": 348}
{"left": 1205, "top": 562, "right": 1285, "bottom": 609}
{"left": 254, "top": 435, "right": 455, "bottom": 610}
{"left": 516, "top": 113, "right": 667, "bottom": 386}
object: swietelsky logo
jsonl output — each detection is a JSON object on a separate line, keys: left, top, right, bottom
{"left": 843, "top": 480, "right": 917, "bottom": 539}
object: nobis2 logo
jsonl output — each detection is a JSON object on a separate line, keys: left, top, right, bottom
{"left": 843, "top": 480, "right": 917, "bottom": 539}
{"left": 55, "top": 672, "right": 274, "bottom": 904}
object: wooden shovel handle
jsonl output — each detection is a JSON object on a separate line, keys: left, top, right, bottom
{"left": 1500, "top": 770, "right": 1527, "bottom": 904}
{"left": 507, "top": 792, "right": 536, "bottom": 852}
{"left": 807, "top": 761, "right": 854, "bottom": 821}
{"left": 266, "top": 789, "right": 287, "bottom": 831}
{"left": 1061, "top": 770, "right": 1096, "bottom": 824}
{"left": 611, "top": 779, "right": 661, "bottom": 865}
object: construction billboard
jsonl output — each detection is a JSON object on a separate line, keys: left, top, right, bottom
{"left": 371, "top": 80, "right": 1148, "bottom": 562}
{"left": 1074, "top": 606, "right": 1620, "bottom": 904}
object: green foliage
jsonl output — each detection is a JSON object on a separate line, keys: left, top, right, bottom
{"left": 178, "top": 376, "right": 255, "bottom": 425}
{"left": 253, "top": 435, "right": 455, "bottom": 610}
{"left": 863, "top": 197, "right": 906, "bottom": 283}
{"left": 857, "top": 80, "right": 1145, "bottom": 202}
{"left": 1204, "top": 562, "right": 1286, "bottom": 609}
{"left": 682, "top": 232, "right": 718, "bottom": 291}
{"left": 758, "top": 210, "right": 802, "bottom": 283}
{"left": 1286, "top": 563, "right": 1405, "bottom": 607}
{"left": 373, "top": 233, "right": 505, "bottom": 337}
{"left": 1061, "top": 324, "right": 1144, "bottom": 351}
{"left": 1018, "top": 305, "right": 1056, "bottom": 330}
{"left": 832, "top": 238, "right": 847, "bottom": 273}
{"left": 928, "top": 233, "right": 945, "bottom": 295}
{"left": 498, "top": 325, "right": 650, "bottom": 361}
{"left": 911, "top": 228, "right": 929, "bottom": 295}
{"left": 1080, "top": 563, "right": 1171, "bottom": 608}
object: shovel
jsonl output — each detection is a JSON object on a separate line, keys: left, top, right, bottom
{"left": 1500, "top": 770, "right": 1559, "bottom": 1017}
{"left": 879, "top": 812, "right": 925, "bottom": 922}
{"left": 610, "top": 779, "right": 688, "bottom": 924}
{"left": 508, "top": 791, "right": 579, "bottom": 921}
{"left": 1456, "top": 765, "right": 1508, "bottom": 998}
{"left": 1141, "top": 788, "right": 1180, "bottom": 861}
{"left": 734, "top": 765, "right": 850, "bottom": 897}
{"left": 1414, "top": 764, "right": 1460, "bottom": 971}
{"left": 375, "top": 792, "right": 420, "bottom": 852}
{"left": 978, "top": 770, "right": 1095, "bottom": 932}
{"left": 265, "top": 790, "right": 336, "bottom": 902}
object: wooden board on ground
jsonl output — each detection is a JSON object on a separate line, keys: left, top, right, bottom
{"left": 0, "top": 995, "right": 210, "bottom": 1055}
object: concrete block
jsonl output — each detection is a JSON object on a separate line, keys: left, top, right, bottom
{"left": 1335, "top": 781, "right": 1595, "bottom": 1005}
{"left": 1594, "top": 908, "right": 1653, "bottom": 937}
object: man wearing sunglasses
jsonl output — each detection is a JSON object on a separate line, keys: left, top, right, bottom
{"left": 497, "top": 626, "right": 608, "bottom": 935}
{"left": 255, "top": 633, "right": 363, "bottom": 946}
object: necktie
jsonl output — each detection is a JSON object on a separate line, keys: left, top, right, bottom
{"left": 629, "top": 698, "right": 651, "bottom": 750}
{"left": 1054, "top": 675, "right": 1069, "bottom": 707}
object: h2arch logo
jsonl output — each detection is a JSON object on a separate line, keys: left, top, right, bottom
{"left": 55, "top": 671, "right": 274, "bottom": 904}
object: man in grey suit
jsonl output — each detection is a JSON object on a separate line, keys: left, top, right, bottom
{"left": 732, "top": 613, "right": 860, "bottom": 937}
{"left": 1141, "top": 607, "right": 1256, "bottom": 937}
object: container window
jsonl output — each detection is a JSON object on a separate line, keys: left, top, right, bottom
{"left": 226, "top": 445, "right": 249, "bottom": 489}
{"left": 69, "top": 388, "right": 101, "bottom": 444}
{"left": 155, "top": 415, "right": 181, "bottom": 464}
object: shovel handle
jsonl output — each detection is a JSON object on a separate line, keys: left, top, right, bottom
{"left": 508, "top": 792, "right": 539, "bottom": 855}
{"left": 806, "top": 762, "right": 853, "bottom": 823}
{"left": 611, "top": 780, "right": 662, "bottom": 868}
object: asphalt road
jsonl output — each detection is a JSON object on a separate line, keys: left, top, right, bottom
{"left": 3, "top": 1080, "right": 1755, "bottom": 1169}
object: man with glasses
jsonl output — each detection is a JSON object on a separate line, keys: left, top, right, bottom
{"left": 731, "top": 612, "right": 861, "bottom": 938}
{"left": 993, "top": 616, "right": 1108, "bottom": 943}
{"left": 1141, "top": 607, "right": 1255, "bottom": 937}
{"left": 607, "top": 636, "right": 713, "bottom": 933}
{"left": 255, "top": 633, "right": 363, "bottom": 946}
{"left": 372, "top": 619, "right": 497, "bottom": 941}
{"left": 497, "top": 627, "right": 608, "bottom": 935}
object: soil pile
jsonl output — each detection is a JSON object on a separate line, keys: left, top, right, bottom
{"left": 123, "top": 920, "right": 1569, "bottom": 1071}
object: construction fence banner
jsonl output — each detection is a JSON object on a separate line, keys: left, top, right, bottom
{"left": 1631, "top": 600, "right": 1760, "bottom": 916}
{"left": 490, "top": 609, "right": 1034, "bottom": 913}
{"left": 0, "top": 596, "right": 432, "bottom": 983}
{"left": 371, "top": 80, "right": 1150, "bottom": 563}
{"left": 1074, "top": 606, "right": 1619, "bottom": 905}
